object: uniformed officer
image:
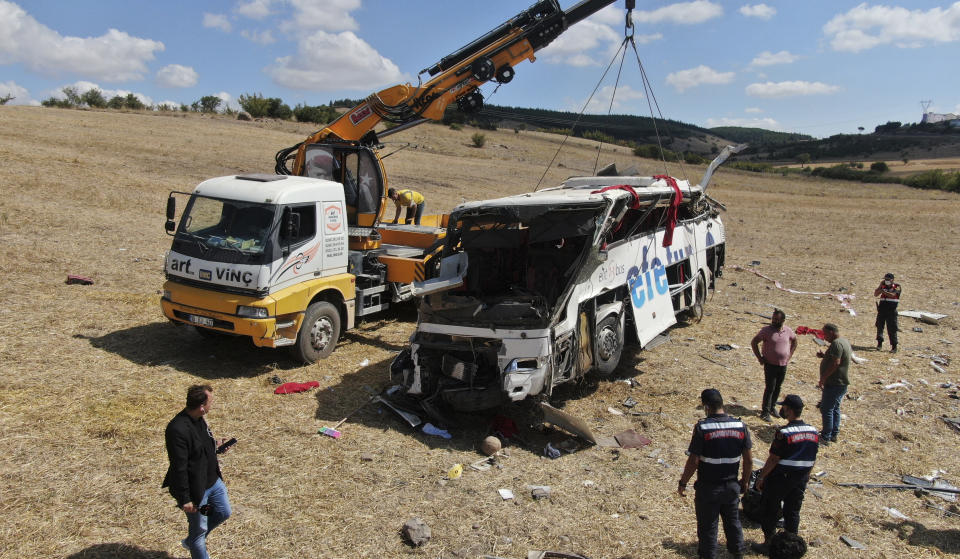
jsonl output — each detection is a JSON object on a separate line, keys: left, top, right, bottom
{"left": 874, "top": 272, "right": 901, "bottom": 352}
{"left": 678, "top": 389, "right": 753, "bottom": 559}
{"left": 751, "top": 394, "right": 819, "bottom": 556}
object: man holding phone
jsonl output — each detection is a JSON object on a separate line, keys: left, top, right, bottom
{"left": 163, "top": 384, "right": 234, "bottom": 559}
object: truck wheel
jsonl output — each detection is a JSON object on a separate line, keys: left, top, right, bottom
{"left": 293, "top": 301, "right": 341, "bottom": 364}
{"left": 594, "top": 314, "right": 623, "bottom": 375}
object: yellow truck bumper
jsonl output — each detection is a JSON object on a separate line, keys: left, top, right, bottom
{"left": 161, "top": 275, "right": 355, "bottom": 348}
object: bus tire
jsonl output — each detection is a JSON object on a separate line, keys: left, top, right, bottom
{"left": 293, "top": 301, "right": 341, "bottom": 364}
{"left": 688, "top": 272, "right": 706, "bottom": 323}
{"left": 594, "top": 313, "right": 623, "bottom": 375}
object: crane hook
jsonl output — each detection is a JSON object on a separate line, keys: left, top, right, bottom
{"left": 624, "top": 0, "right": 635, "bottom": 39}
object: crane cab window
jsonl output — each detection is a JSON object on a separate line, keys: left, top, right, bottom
{"left": 304, "top": 147, "right": 338, "bottom": 181}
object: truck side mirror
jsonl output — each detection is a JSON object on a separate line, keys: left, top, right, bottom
{"left": 282, "top": 210, "right": 301, "bottom": 241}
{"left": 165, "top": 196, "right": 177, "bottom": 234}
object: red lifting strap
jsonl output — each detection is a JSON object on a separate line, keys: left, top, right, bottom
{"left": 590, "top": 184, "right": 641, "bottom": 235}
{"left": 653, "top": 175, "right": 681, "bottom": 247}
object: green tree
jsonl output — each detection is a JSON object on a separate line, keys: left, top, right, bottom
{"left": 197, "top": 95, "right": 222, "bottom": 113}
{"left": 62, "top": 86, "right": 82, "bottom": 107}
{"left": 796, "top": 153, "right": 811, "bottom": 165}
{"left": 80, "top": 88, "right": 107, "bottom": 108}
{"left": 870, "top": 161, "right": 889, "bottom": 173}
{"left": 124, "top": 93, "right": 146, "bottom": 110}
{"left": 471, "top": 133, "right": 486, "bottom": 148}
{"left": 0, "top": 93, "right": 14, "bottom": 105}
{"left": 107, "top": 95, "right": 125, "bottom": 109}
{"left": 239, "top": 93, "right": 271, "bottom": 118}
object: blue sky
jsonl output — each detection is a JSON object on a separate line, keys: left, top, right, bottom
{"left": 2, "top": 1, "right": 959, "bottom": 138}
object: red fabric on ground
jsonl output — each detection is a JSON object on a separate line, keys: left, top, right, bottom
{"left": 795, "top": 326, "right": 825, "bottom": 340}
{"left": 653, "top": 175, "right": 681, "bottom": 247}
{"left": 274, "top": 381, "right": 320, "bottom": 394}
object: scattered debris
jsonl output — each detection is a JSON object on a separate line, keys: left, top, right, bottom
{"left": 622, "top": 396, "right": 637, "bottom": 408}
{"left": 540, "top": 402, "right": 597, "bottom": 445}
{"left": 269, "top": 375, "right": 284, "bottom": 385}
{"left": 942, "top": 416, "right": 960, "bottom": 433}
{"left": 903, "top": 475, "right": 960, "bottom": 502}
{"left": 840, "top": 536, "right": 866, "bottom": 550}
{"left": 360, "top": 453, "right": 375, "bottom": 462}
{"left": 543, "top": 443, "right": 562, "bottom": 459}
{"left": 931, "top": 362, "right": 947, "bottom": 375}
{"left": 884, "top": 380, "right": 913, "bottom": 390}
{"left": 613, "top": 429, "right": 652, "bottom": 449}
{"left": 65, "top": 274, "right": 94, "bottom": 285}
{"left": 715, "top": 344, "right": 735, "bottom": 351}
{"left": 582, "top": 480, "right": 595, "bottom": 488}
{"left": 699, "top": 354, "right": 732, "bottom": 370}
{"left": 529, "top": 485, "right": 551, "bottom": 500}
{"left": 898, "top": 310, "right": 948, "bottom": 325}
{"left": 376, "top": 396, "right": 422, "bottom": 427}
{"left": 274, "top": 381, "right": 320, "bottom": 394}
{"left": 913, "top": 326, "right": 923, "bottom": 333}
{"left": 498, "top": 488, "right": 514, "bottom": 501}
{"left": 359, "top": 358, "right": 370, "bottom": 367}
{"left": 422, "top": 423, "right": 452, "bottom": 439}
{"left": 644, "top": 333, "right": 671, "bottom": 350}
{"left": 447, "top": 463, "right": 463, "bottom": 480}
{"left": 401, "top": 517, "right": 432, "bottom": 547}
{"left": 851, "top": 353, "right": 868, "bottom": 364}
{"left": 731, "top": 266, "right": 857, "bottom": 315}
{"left": 749, "top": 260, "right": 761, "bottom": 266}
{"left": 607, "top": 406, "right": 624, "bottom": 416}
{"left": 884, "top": 507, "right": 910, "bottom": 520}
{"left": 480, "top": 436, "right": 502, "bottom": 456}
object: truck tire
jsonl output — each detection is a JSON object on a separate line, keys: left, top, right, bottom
{"left": 594, "top": 313, "right": 623, "bottom": 375}
{"left": 293, "top": 301, "right": 341, "bottom": 364}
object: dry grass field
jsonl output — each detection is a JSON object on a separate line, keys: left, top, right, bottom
{"left": 1, "top": 106, "right": 959, "bottom": 559}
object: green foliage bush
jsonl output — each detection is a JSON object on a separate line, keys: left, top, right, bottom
{"left": 870, "top": 161, "right": 889, "bottom": 173}
{"left": 293, "top": 103, "right": 335, "bottom": 124}
{"left": 633, "top": 143, "right": 677, "bottom": 161}
{"left": 0, "top": 93, "right": 13, "bottom": 105}
{"left": 683, "top": 152, "right": 708, "bottom": 165}
{"left": 583, "top": 130, "right": 615, "bottom": 144}
{"left": 471, "top": 133, "right": 486, "bottom": 148}
{"left": 904, "top": 169, "right": 960, "bottom": 192}
{"left": 449, "top": 123, "right": 463, "bottom": 131}
{"left": 123, "top": 94, "right": 146, "bottom": 111}
{"left": 107, "top": 96, "right": 125, "bottom": 109}
{"left": 728, "top": 161, "right": 774, "bottom": 173}
{"left": 80, "top": 89, "right": 107, "bottom": 108}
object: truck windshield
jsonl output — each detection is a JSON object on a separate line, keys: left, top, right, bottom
{"left": 177, "top": 196, "right": 277, "bottom": 257}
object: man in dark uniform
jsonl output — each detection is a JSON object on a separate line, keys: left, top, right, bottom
{"left": 163, "top": 384, "right": 233, "bottom": 559}
{"left": 751, "top": 395, "right": 819, "bottom": 556}
{"left": 679, "top": 389, "right": 753, "bottom": 559}
{"left": 874, "top": 272, "right": 901, "bottom": 352}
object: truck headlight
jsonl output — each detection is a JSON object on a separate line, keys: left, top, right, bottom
{"left": 237, "top": 305, "right": 269, "bottom": 319}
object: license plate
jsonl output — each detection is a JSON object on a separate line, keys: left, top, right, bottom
{"left": 188, "top": 314, "right": 215, "bottom": 327}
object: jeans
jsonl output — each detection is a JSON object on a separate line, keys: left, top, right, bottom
{"left": 760, "top": 472, "right": 808, "bottom": 538}
{"left": 762, "top": 363, "right": 787, "bottom": 414}
{"left": 694, "top": 479, "right": 744, "bottom": 558}
{"left": 820, "top": 384, "right": 847, "bottom": 440}
{"left": 876, "top": 310, "right": 898, "bottom": 346}
{"left": 404, "top": 202, "right": 425, "bottom": 225}
{"left": 184, "top": 478, "right": 231, "bottom": 559}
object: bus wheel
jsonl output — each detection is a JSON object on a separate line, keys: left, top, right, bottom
{"left": 293, "top": 301, "right": 341, "bottom": 364}
{"left": 688, "top": 273, "right": 706, "bottom": 323}
{"left": 594, "top": 314, "right": 623, "bottom": 375}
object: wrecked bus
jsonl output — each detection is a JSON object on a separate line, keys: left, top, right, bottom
{"left": 391, "top": 153, "right": 738, "bottom": 412}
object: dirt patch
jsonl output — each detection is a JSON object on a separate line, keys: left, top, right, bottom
{"left": 1, "top": 106, "right": 959, "bottom": 558}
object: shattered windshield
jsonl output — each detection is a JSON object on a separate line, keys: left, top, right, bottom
{"left": 176, "top": 196, "right": 276, "bottom": 258}
{"left": 421, "top": 204, "right": 605, "bottom": 327}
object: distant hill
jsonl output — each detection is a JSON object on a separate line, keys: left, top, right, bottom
{"left": 708, "top": 126, "right": 813, "bottom": 146}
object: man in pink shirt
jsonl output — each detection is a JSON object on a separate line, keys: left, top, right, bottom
{"left": 751, "top": 309, "right": 798, "bottom": 422}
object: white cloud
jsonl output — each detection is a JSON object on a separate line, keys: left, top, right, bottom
{"left": 633, "top": 1, "right": 723, "bottom": 25}
{"left": 746, "top": 81, "right": 841, "bottom": 98}
{"left": 286, "top": 0, "right": 359, "bottom": 31}
{"left": 203, "top": 13, "right": 231, "bottom": 32}
{"left": 824, "top": 3, "right": 960, "bottom": 53}
{"left": 241, "top": 29, "right": 276, "bottom": 45}
{"left": 707, "top": 116, "right": 781, "bottom": 130}
{"left": 744, "top": 107, "right": 763, "bottom": 114}
{"left": 666, "top": 65, "right": 735, "bottom": 92}
{"left": 215, "top": 91, "right": 239, "bottom": 111}
{"left": 0, "top": 80, "right": 33, "bottom": 105}
{"left": 578, "top": 85, "right": 646, "bottom": 114}
{"left": 156, "top": 64, "right": 198, "bottom": 88}
{"left": 156, "top": 100, "right": 181, "bottom": 110}
{"left": 539, "top": 20, "right": 622, "bottom": 66}
{"left": 267, "top": 30, "right": 405, "bottom": 91}
{"left": 750, "top": 50, "right": 799, "bottom": 67}
{"left": 739, "top": 4, "right": 776, "bottom": 20}
{"left": 235, "top": 0, "right": 273, "bottom": 19}
{"left": 0, "top": 0, "right": 163, "bottom": 82}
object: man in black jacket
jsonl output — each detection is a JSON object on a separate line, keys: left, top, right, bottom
{"left": 163, "top": 385, "right": 232, "bottom": 559}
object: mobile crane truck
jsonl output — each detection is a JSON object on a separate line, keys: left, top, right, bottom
{"left": 160, "top": 0, "right": 617, "bottom": 363}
